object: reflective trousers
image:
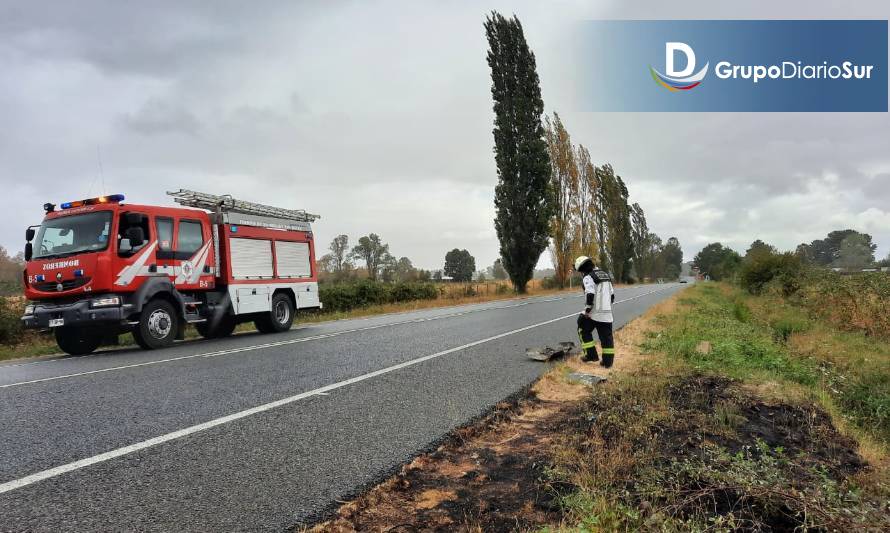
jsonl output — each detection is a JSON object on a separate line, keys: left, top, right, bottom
{"left": 577, "top": 314, "right": 615, "bottom": 367}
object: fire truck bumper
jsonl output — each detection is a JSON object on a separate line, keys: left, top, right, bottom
{"left": 21, "top": 298, "right": 127, "bottom": 329}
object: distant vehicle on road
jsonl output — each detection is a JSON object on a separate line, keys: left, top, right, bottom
{"left": 21, "top": 190, "right": 321, "bottom": 355}
{"left": 680, "top": 279, "right": 689, "bottom": 284}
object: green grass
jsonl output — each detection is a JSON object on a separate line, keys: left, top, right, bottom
{"left": 644, "top": 284, "right": 818, "bottom": 387}
{"left": 645, "top": 282, "right": 890, "bottom": 444}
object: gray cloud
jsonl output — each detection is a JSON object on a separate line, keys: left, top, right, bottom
{"left": 121, "top": 99, "right": 201, "bottom": 136}
{"left": 1, "top": 0, "right": 889, "bottom": 271}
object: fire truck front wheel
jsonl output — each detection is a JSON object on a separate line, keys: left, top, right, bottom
{"left": 54, "top": 327, "right": 104, "bottom": 356}
{"left": 134, "top": 299, "right": 179, "bottom": 350}
{"left": 255, "top": 293, "right": 295, "bottom": 333}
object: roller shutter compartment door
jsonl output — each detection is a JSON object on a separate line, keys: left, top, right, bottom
{"left": 275, "top": 241, "right": 311, "bottom": 278}
{"left": 229, "top": 238, "right": 273, "bottom": 279}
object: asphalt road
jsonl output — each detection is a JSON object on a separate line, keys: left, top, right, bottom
{"left": 0, "top": 283, "right": 685, "bottom": 532}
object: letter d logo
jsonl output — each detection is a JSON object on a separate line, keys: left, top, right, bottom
{"left": 649, "top": 42, "right": 709, "bottom": 92}
{"left": 666, "top": 42, "right": 695, "bottom": 77}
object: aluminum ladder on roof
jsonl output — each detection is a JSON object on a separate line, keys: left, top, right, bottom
{"left": 166, "top": 189, "right": 320, "bottom": 223}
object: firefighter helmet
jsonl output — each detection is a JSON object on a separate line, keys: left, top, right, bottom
{"left": 574, "top": 256, "right": 593, "bottom": 272}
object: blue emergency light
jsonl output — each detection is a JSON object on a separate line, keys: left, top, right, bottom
{"left": 60, "top": 194, "right": 125, "bottom": 210}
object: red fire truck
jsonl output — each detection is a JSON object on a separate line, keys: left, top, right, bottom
{"left": 21, "top": 190, "right": 321, "bottom": 355}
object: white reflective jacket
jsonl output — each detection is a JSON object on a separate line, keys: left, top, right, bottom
{"left": 582, "top": 269, "right": 615, "bottom": 323}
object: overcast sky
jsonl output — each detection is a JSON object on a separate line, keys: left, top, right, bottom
{"left": 2, "top": 1, "right": 888, "bottom": 270}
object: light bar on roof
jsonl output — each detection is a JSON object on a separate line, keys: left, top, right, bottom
{"left": 60, "top": 194, "right": 125, "bottom": 209}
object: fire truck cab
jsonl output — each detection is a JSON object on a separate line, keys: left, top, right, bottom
{"left": 21, "top": 190, "right": 321, "bottom": 355}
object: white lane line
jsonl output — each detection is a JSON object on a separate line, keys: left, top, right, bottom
{"left": 0, "top": 285, "right": 678, "bottom": 495}
{"left": 0, "top": 287, "right": 654, "bottom": 372}
{"left": 0, "top": 295, "right": 586, "bottom": 388}
{"left": 1, "top": 287, "right": 663, "bottom": 389}
{"left": 0, "top": 300, "right": 563, "bottom": 372}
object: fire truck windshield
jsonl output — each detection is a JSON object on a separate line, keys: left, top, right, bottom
{"left": 33, "top": 211, "right": 113, "bottom": 259}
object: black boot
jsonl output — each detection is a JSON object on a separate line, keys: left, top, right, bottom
{"left": 581, "top": 348, "right": 599, "bottom": 362}
{"left": 600, "top": 353, "right": 614, "bottom": 368}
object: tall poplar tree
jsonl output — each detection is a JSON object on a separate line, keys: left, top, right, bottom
{"left": 629, "top": 202, "right": 649, "bottom": 280}
{"left": 544, "top": 112, "right": 578, "bottom": 288}
{"left": 597, "top": 165, "right": 632, "bottom": 282}
{"left": 574, "top": 144, "right": 600, "bottom": 264}
{"left": 485, "top": 12, "right": 552, "bottom": 293}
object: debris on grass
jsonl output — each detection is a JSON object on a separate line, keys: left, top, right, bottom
{"left": 566, "top": 372, "right": 607, "bottom": 386}
{"left": 526, "top": 341, "right": 578, "bottom": 362}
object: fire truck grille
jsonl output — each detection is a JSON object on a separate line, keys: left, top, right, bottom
{"left": 33, "top": 277, "right": 91, "bottom": 292}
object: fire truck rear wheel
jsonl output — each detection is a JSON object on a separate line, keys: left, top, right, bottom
{"left": 134, "top": 299, "right": 179, "bottom": 350}
{"left": 54, "top": 327, "right": 103, "bottom": 356}
{"left": 255, "top": 293, "right": 294, "bottom": 333}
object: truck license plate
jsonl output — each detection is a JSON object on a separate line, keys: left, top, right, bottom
{"left": 49, "top": 318, "right": 64, "bottom": 328}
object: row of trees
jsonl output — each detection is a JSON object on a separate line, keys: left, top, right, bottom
{"left": 317, "top": 235, "right": 481, "bottom": 283}
{"left": 795, "top": 229, "right": 883, "bottom": 269}
{"left": 693, "top": 229, "right": 888, "bottom": 282}
{"left": 317, "top": 234, "right": 430, "bottom": 283}
{"left": 544, "top": 112, "right": 683, "bottom": 285}
{"left": 485, "top": 12, "right": 680, "bottom": 291}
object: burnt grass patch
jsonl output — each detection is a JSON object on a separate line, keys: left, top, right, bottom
{"left": 551, "top": 373, "right": 887, "bottom": 531}
{"left": 310, "top": 390, "right": 589, "bottom": 532}
{"left": 662, "top": 375, "right": 865, "bottom": 477}
{"left": 310, "top": 371, "right": 886, "bottom": 532}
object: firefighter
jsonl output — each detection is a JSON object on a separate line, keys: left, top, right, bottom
{"left": 574, "top": 256, "right": 616, "bottom": 368}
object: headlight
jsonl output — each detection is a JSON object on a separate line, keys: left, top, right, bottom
{"left": 24, "top": 304, "right": 35, "bottom": 315}
{"left": 90, "top": 296, "right": 121, "bottom": 308}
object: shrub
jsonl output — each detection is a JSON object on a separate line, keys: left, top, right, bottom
{"left": 318, "top": 280, "right": 438, "bottom": 312}
{"left": 731, "top": 299, "right": 752, "bottom": 323}
{"left": 739, "top": 251, "right": 802, "bottom": 295}
{"left": 798, "top": 271, "right": 890, "bottom": 338}
{"left": 0, "top": 297, "right": 26, "bottom": 345}
{"left": 769, "top": 313, "right": 810, "bottom": 343}
{"left": 840, "top": 371, "right": 890, "bottom": 440}
{"left": 540, "top": 276, "right": 560, "bottom": 290}
{"left": 0, "top": 280, "right": 22, "bottom": 297}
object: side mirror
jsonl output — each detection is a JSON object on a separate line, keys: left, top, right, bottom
{"left": 125, "top": 227, "right": 145, "bottom": 247}
{"left": 25, "top": 242, "right": 33, "bottom": 261}
{"left": 25, "top": 228, "right": 36, "bottom": 242}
